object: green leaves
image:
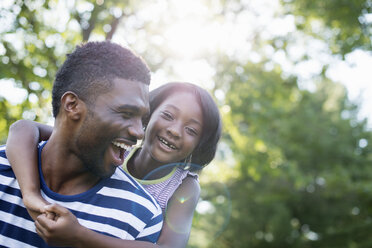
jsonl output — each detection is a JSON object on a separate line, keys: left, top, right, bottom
{"left": 200, "top": 45, "right": 372, "bottom": 248}
{"left": 282, "top": 0, "right": 372, "bottom": 55}
{"left": 1, "top": 0, "right": 371, "bottom": 247}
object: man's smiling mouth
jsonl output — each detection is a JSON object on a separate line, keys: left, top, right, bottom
{"left": 111, "top": 141, "right": 133, "bottom": 165}
{"left": 111, "top": 141, "right": 131, "bottom": 150}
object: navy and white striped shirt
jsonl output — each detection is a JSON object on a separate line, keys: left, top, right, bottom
{"left": 0, "top": 143, "right": 163, "bottom": 247}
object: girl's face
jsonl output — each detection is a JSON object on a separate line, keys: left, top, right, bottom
{"left": 143, "top": 91, "right": 203, "bottom": 164}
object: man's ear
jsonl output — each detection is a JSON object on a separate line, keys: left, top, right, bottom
{"left": 61, "top": 91, "right": 86, "bottom": 121}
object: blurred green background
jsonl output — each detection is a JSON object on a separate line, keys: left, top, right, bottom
{"left": 1, "top": 0, "right": 372, "bottom": 247}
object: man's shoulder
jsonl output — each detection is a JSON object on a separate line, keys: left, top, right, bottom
{"left": 101, "top": 167, "right": 162, "bottom": 214}
{"left": 0, "top": 145, "right": 6, "bottom": 156}
{"left": 0, "top": 145, "right": 10, "bottom": 168}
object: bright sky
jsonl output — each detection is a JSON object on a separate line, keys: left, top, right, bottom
{"left": 327, "top": 50, "right": 372, "bottom": 126}
{"left": 0, "top": 0, "right": 371, "bottom": 127}
{"left": 134, "top": 0, "right": 372, "bottom": 127}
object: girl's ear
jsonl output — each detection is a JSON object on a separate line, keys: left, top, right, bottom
{"left": 61, "top": 91, "right": 86, "bottom": 121}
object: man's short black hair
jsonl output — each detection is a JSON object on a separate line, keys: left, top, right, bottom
{"left": 52, "top": 41, "right": 150, "bottom": 117}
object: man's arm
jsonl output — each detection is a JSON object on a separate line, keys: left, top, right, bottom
{"left": 35, "top": 177, "right": 199, "bottom": 248}
{"left": 6, "top": 120, "right": 53, "bottom": 220}
{"left": 36, "top": 204, "right": 161, "bottom": 248}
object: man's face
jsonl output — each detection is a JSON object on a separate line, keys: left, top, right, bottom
{"left": 75, "top": 78, "right": 149, "bottom": 178}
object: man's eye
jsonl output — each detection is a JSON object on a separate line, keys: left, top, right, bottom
{"left": 142, "top": 116, "right": 149, "bottom": 128}
{"left": 122, "top": 112, "right": 133, "bottom": 118}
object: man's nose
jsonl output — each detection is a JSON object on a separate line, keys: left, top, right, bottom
{"left": 128, "top": 118, "right": 145, "bottom": 140}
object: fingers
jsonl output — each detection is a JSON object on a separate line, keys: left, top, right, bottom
{"left": 36, "top": 213, "right": 55, "bottom": 230}
{"left": 34, "top": 207, "right": 79, "bottom": 247}
{"left": 35, "top": 214, "right": 60, "bottom": 246}
{"left": 44, "top": 203, "right": 70, "bottom": 216}
{"left": 45, "top": 211, "right": 56, "bottom": 220}
{"left": 35, "top": 218, "right": 47, "bottom": 238}
{"left": 35, "top": 213, "right": 56, "bottom": 242}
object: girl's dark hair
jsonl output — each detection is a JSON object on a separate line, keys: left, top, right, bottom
{"left": 52, "top": 41, "right": 150, "bottom": 117}
{"left": 148, "top": 82, "right": 222, "bottom": 171}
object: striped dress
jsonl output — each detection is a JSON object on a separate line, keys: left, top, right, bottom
{"left": 122, "top": 146, "right": 199, "bottom": 212}
{"left": 0, "top": 143, "right": 163, "bottom": 248}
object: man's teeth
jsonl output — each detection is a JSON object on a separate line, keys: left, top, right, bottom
{"left": 159, "top": 137, "right": 176, "bottom": 149}
{"left": 112, "top": 141, "right": 131, "bottom": 150}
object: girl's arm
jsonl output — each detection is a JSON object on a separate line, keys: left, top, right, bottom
{"left": 6, "top": 120, "right": 53, "bottom": 220}
{"left": 35, "top": 177, "right": 200, "bottom": 248}
{"left": 157, "top": 176, "right": 200, "bottom": 247}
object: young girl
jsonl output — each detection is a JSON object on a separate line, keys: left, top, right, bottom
{"left": 6, "top": 82, "right": 222, "bottom": 248}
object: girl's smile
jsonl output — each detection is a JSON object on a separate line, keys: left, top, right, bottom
{"left": 143, "top": 91, "right": 203, "bottom": 166}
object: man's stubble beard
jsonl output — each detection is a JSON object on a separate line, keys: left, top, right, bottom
{"left": 74, "top": 111, "right": 113, "bottom": 179}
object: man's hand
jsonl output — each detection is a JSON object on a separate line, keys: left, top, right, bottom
{"left": 35, "top": 204, "right": 83, "bottom": 247}
{"left": 22, "top": 192, "right": 50, "bottom": 221}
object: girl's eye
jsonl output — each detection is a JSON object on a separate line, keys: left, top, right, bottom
{"left": 161, "top": 111, "right": 173, "bottom": 120}
{"left": 186, "top": 127, "right": 198, "bottom": 136}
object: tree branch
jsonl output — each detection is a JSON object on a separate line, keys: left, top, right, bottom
{"left": 105, "top": 15, "right": 123, "bottom": 40}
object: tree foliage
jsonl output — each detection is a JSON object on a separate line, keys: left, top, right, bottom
{"left": 200, "top": 58, "right": 372, "bottom": 247}
{"left": 281, "top": 0, "right": 372, "bottom": 56}
{"left": 1, "top": 0, "right": 372, "bottom": 248}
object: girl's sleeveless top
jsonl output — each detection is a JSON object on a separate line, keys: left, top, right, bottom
{"left": 122, "top": 146, "right": 198, "bottom": 212}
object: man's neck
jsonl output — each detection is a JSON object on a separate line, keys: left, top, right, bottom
{"left": 40, "top": 134, "right": 100, "bottom": 195}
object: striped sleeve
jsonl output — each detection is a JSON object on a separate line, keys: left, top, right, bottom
{"left": 136, "top": 212, "right": 163, "bottom": 242}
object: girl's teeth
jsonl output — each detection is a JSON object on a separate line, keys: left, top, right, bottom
{"left": 159, "top": 137, "right": 176, "bottom": 150}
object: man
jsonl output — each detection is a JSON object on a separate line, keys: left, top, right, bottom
{"left": 0, "top": 41, "right": 163, "bottom": 247}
